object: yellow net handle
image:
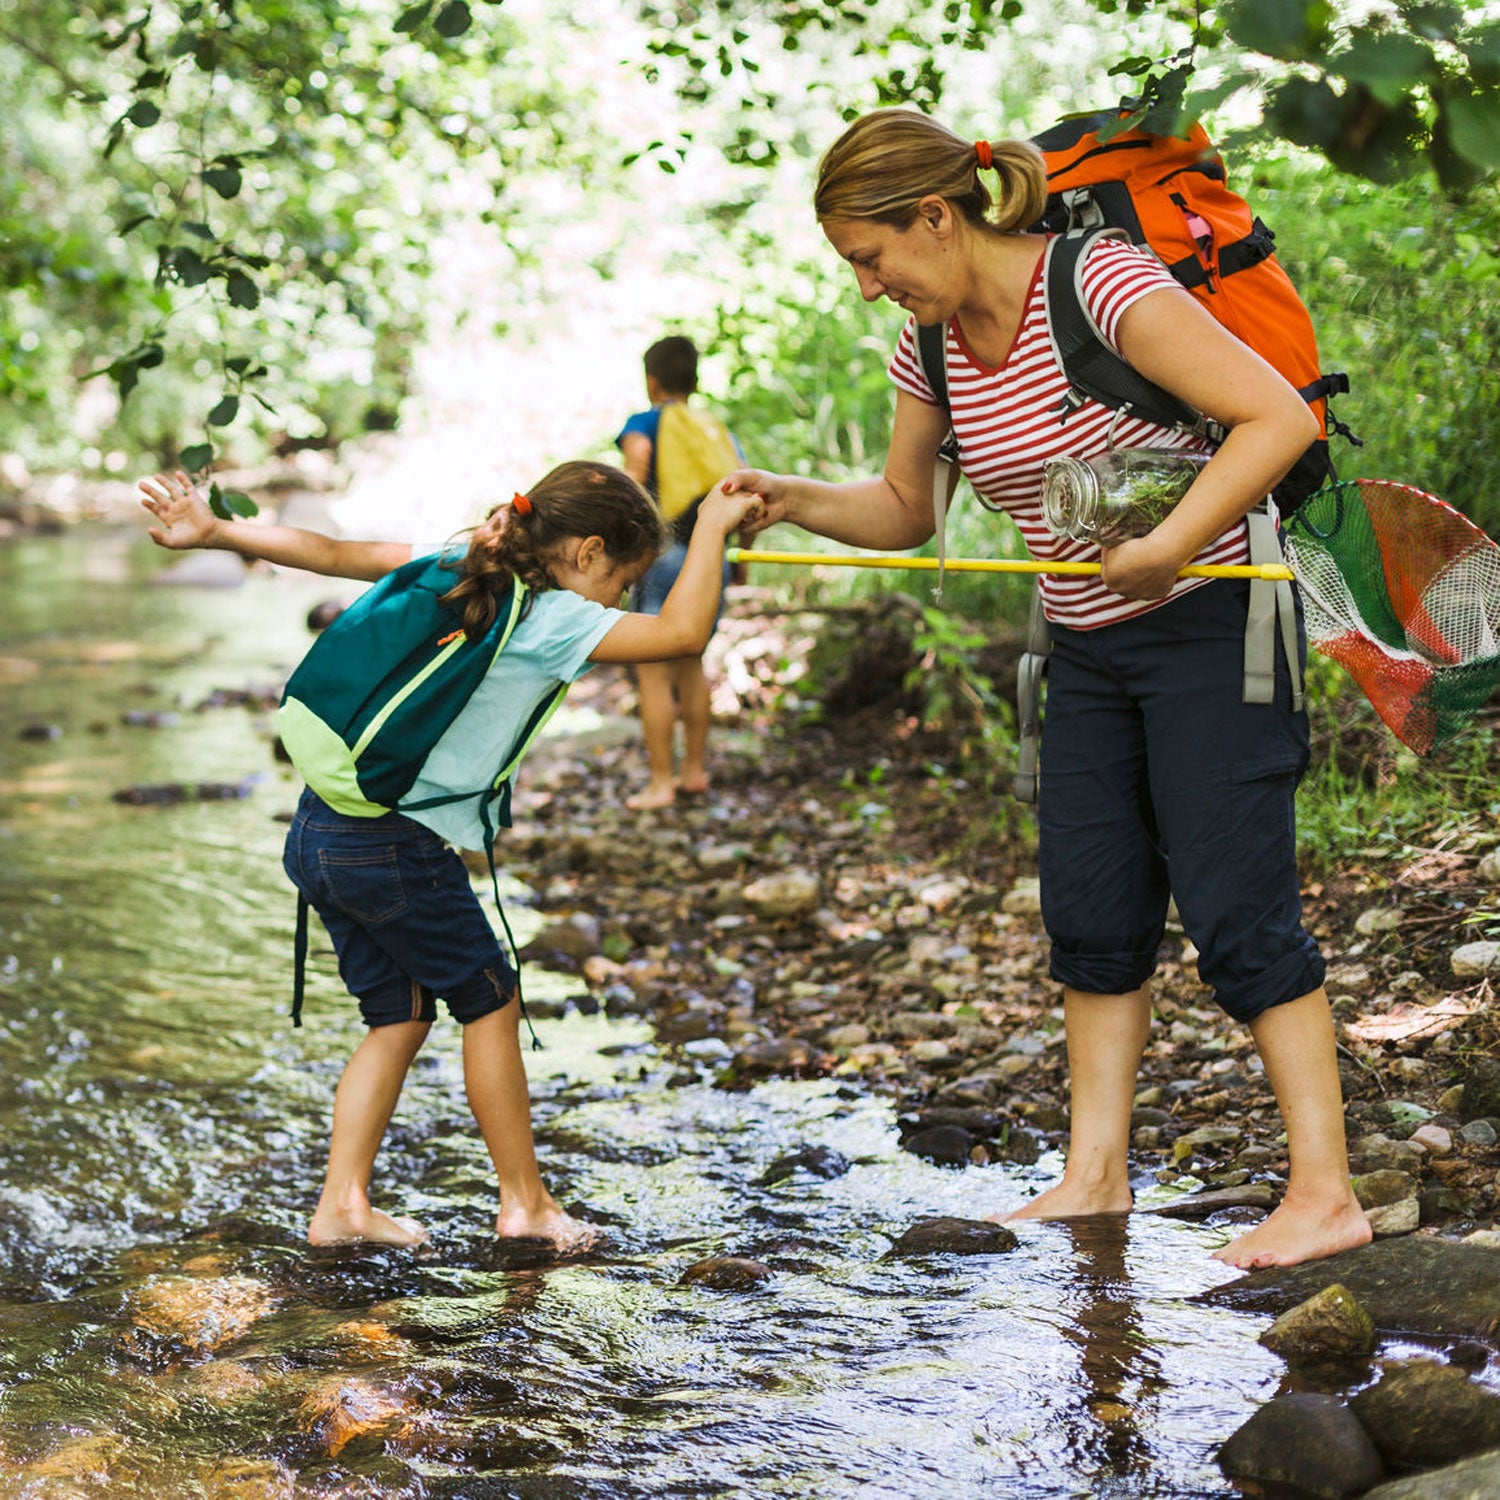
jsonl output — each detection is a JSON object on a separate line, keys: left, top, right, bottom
{"left": 725, "top": 548, "right": 1294, "bottom": 582}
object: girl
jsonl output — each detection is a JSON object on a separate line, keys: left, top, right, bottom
{"left": 725, "top": 108, "right": 1371, "bottom": 1270}
{"left": 139, "top": 461, "right": 759, "bottom": 1253}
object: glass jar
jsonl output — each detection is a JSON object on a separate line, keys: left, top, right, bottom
{"left": 1040, "top": 449, "right": 1209, "bottom": 547}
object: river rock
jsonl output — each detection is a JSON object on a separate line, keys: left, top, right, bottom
{"left": 299, "top": 1375, "right": 415, "bottom": 1459}
{"left": 886, "top": 1011, "right": 955, "bottom": 1041}
{"left": 1451, "top": 941, "right": 1500, "bottom": 980}
{"left": 1353, "top": 1169, "right": 1421, "bottom": 1208}
{"left": 200, "top": 1456, "right": 297, "bottom": 1499}
{"left": 1149, "top": 1183, "right": 1278, "bottom": 1221}
{"left": 1349, "top": 1359, "right": 1500, "bottom": 1469}
{"left": 678, "top": 1256, "right": 773, "bottom": 1291}
{"left": 1196, "top": 1237, "right": 1500, "bottom": 1341}
{"left": 695, "top": 842, "right": 750, "bottom": 876}
{"left": 520, "top": 915, "right": 600, "bottom": 967}
{"left": 1457, "top": 1119, "right": 1498, "bottom": 1148}
{"left": 742, "top": 869, "right": 821, "bottom": 921}
{"left": 885, "top": 1217, "right": 1019, "bottom": 1258}
{"left": 824, "top": 1022, "right": 871, "bottom": 1050}
{"left": 1259, "top": 1283, "right": 1376, "bottom": 1360}
{"left": 117, "top": 1274, "right": 276, "bottom": 1366}
{"left": 757, "top": 1145, "right": 851, "bottom": 1186}
{"left": 1457, "top": 1057, "right": 1500, "bottom": 1122}
{"left": 1362, "top": 1450, "right": 1500, "bottom": 1499}
{"left": 1409, "top": 1123, "right": 1453, "bottom": 1157}
{"left": 726, "top": 1037, "right": 815, "bottom": 1079}
{"left": 901, "top": 1124, "right": 975, "bottom": 1167}
{"left": 1354, "top": 1134, "right": 1429, "bottom": 1174}
{"left": 999, "top": 877, "right": 1042, "bottom": 916}
{"left": 1216, "top": 1392, "right": 1386, "bottom": 1499}
{"left": 1365, "top": 1198, "right": 1421, "bottom": 1237}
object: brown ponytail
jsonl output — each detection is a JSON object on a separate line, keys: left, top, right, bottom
{"left": 442, "top": 461, "right": 664, "bottom": 640}
{"left": 814, "top": 107, "right": 1046, "bottom": 237}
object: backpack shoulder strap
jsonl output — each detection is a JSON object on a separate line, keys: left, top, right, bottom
{"left": 1044, "top": 230, "right": 1221, "bottom": 444}
{"left": 913, "top": 321, "right": 961, "bottom": 600}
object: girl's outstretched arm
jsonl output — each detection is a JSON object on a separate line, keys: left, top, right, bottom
{"left": 138, "top": 470, "right": 412, "bottom": 582}
{"left": 587, "top": 482, "right": 761, "bottom": 664}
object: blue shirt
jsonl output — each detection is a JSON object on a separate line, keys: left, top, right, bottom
{"left": 401, "top": 581, "right": 623, "bottom": 850}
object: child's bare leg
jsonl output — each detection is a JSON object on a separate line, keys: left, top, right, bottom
{"left": 1214, "top": 988, "right": 1371, "bottom": 1269}
{"left": 309, "top": 1019, "right": 431, "bottom": 1247}
{"left": 993, "top": 985, "right": 1148, "bottom": 1223}
{"left": 628, "top": 662, "right": 678, "bottom": 809}
{"left": 673, "top": 656, "right": 713, "bottom": 794}
{"left": 463, "top": 1004, "right": 597, "bottom": 1250}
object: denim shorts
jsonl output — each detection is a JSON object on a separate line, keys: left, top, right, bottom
{"left": 632, "top": 540, "right": 731, "bottom": 621}
{"left": 1038, "top": 579, "right": 1324, "bottom": 1023}
{"left": 282, "top": 787, "right": 515, "bottom": 1028}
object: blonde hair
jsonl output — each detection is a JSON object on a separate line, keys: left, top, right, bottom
{"left": 814, "top": 107, "right": 1047, "bottom": 236}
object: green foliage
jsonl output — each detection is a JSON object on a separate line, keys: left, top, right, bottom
{"left": 1296, "top": 653, "right": 1499, "bottom": 875}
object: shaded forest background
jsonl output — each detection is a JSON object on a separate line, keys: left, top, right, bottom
{"left": 3, "top": 0, "right": 1498, "bottom": 887}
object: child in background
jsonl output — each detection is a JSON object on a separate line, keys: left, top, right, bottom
{"left": 616, "top": 335, "right": 743, "bottom": 810}
{"left": 138, "top": 461, "right": 759, "bottom": 1252}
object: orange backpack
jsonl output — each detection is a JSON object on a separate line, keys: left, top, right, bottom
{"left": 917, "top": 110, "right": 1358, "bottom": 512}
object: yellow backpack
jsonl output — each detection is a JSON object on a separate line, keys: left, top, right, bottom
{"left": 654, "top": 401, "right": 739, "bottom": 523}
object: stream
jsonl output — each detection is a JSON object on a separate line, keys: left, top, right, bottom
{"left": 1, "top": 526, "right": 1322, "bottom": 1498}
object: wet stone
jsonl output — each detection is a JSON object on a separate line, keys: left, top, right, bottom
{"left": 726, "top": 1037, "right": 815, "bottom": 1079}
{"left": 757, "top": 1145, "right": 851, "bottom": 1187}
{"left": 1362, "top": 1450, "right": 1500, "bottom": 1500}
{"left": 901, "top": 1124, "right": 976, "bottom": 1168}
{"left": 1259, "top": 1283, "right": 1377, "bottom": 1361}
{"left": 885, "top": 1217, "right": 1019, "bottom": 1259}
{"left": 678, "top": 1256, "right": 774, "bottom": 1291}
{"left": 1348, "top": 1359, "right": 1500, "bottom": 1470}
{"left": 1149, "top": 1183, "right": 1279, "bottom": 1221}
{"left": 1365, "top": 1198, "right": 1421, "bottom": 1238}
{"left": 1217, "top": 1392, "right": 1386, "bottom": 1499}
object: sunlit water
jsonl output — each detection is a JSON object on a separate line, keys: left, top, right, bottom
{"left": 0, "top": 528, "right": 1303, "bottom": 1498}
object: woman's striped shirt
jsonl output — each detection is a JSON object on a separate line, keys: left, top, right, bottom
{"left": 888, "top": 235, "right": 1249, "bottom": 631}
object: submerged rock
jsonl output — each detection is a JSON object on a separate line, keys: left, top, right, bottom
{"left": 1217, "top": 1392, "right": 1386, "bottom": 1498}
{"left": 299, "top": 1375, "right": 415, "bottom": 1459}
{"left": 678, "top": 1256, "right": 774, "bottom": 1291}
{"left": 757, "top": 1145, "right": 851, "bottom": 1187}
{"left": 117, "top": 1274, "right": 277, "bottom": 1367}
{"left": 1196, "top": 1237, "right": 1500, "bottom": 1342}
{"left": 884, "top": 1217, "right": 1019, "bottom": 1258}
{"left": 1348, "top": 1360, "right": 1500, "bottom": 1470}
{"left": 1259, "top": 1283, "right": 1376, "bottom": 1361}
{"left": 1149, "top": 1183, "right": 1278, "bottom": 1220}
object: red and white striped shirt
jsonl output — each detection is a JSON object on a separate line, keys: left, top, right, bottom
{"left": 889, "top": 235, "right": 1249, "bottom": 630}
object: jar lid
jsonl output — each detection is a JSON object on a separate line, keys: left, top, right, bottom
{"left": 1041, "top": 456, "right": 1098, "bottom": 540}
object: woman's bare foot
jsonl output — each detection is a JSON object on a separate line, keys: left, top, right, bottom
{"left": 1212, "top": 1190, "right": 1372, "bottom": 1270}
{"left": 987, "top": 1177, "right": 1134, "bottom": 1224}
{"left": 626, "top": 781, "right": 676, "bottom": 811}
{"left": 308, "top": 1205, "right": 429, "bottom": 1248}
{"left": 676, "top": 771, "right": 710, "bottom": 797}
{"left": 495, "top": 1202, "right": 601, "bottom": 1253}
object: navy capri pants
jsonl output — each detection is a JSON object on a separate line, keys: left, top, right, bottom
{"left": 1038, "top": 578, "right": 1324, "bottom": 1023}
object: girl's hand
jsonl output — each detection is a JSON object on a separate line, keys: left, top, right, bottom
{"left": 719, "top": 469, "right": 789, "bottom": 538}
{"left": 138, "top": 470, "right": 221, "bottom": 551}
{"left": 696, "top": 478, "right": 765, "bottom": 538}
{"left": 1099, "top": 533, "right": 1183, "bottom": 600}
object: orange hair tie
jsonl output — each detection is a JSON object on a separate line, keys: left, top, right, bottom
{"left": 975, "top": 140, "right": 993, "bottom": 171}
{"left": 511, "top": 492, "right": 532, "bottom": 516}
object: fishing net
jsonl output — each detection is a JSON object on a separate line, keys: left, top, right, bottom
{"left": 1284, "top": 479, "right": 1500, "bottom": 755}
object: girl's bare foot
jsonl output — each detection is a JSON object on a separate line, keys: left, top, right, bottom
{"left": 308, "top": 1205, "right": 429, "bottom": 1248}
{"left": 1212, "top": 1190, "right": 1372, "bottom": 1269}
{"left": 495, "top": 1202, "right": 601, "bottom": 1253}
{"left": 676, "top": 771, "right": 710, "bottom": 797}
{"left": 987, "top": 1177, "right": 1134, "bottom": 1224}
{"left": 626, "top": 781, "right": 676, "bottom": 811}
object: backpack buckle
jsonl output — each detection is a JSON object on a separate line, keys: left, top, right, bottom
{"left": 1061, "top": 187, "right": 1106, "bottom": 233}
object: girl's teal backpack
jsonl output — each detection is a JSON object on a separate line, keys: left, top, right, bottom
{"left": 278, "top": 551, "right": 565, "bottom": 1033}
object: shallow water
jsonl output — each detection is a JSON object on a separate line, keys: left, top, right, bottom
{"left": 0, "top": 528, "right": 1342, "bottom": 1497}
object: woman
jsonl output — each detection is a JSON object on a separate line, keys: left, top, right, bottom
{"left": 728, "top": 108, "right": 1370, "bottom": 1270}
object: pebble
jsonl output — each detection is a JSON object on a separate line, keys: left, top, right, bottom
{"left": 1457, "top": 1118, "right": 1498, "bottom": 1148}
{"left": 1408, "top": 1123, "right": 1452, "bottom": 1157}
{"left": 1364, "top": 1198, "right": 1420, "bottom": 1237}
{"left": 1451, "top": 940, "right": 1500, "bottom": 979}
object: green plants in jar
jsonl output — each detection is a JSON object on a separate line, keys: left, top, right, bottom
{"left": 1041, "top": 449, "right": 1210, "bottom": 546}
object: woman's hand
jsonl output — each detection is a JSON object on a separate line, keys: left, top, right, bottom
{"left": 719, "top": 469, "right": 791, "bottom": 539}
{"left": 1099, "top": 532, "right": 1185, "bottom": 601}
{"left": 138, "top": 470, "right": 220, "bottom": 551}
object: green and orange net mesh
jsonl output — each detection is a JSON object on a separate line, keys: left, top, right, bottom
{"left": 1284, "top": 479, "right": 1500, "bottom": 756}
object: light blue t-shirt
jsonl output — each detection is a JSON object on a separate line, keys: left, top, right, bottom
{"left": 400, "top": 581, "right": 622, "bottom": 850}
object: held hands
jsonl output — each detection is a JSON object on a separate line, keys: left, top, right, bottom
{"left": 718, "top": 469, "right": 787, "bottom": 540}
{"left": 138, "top": 470, "right": 220, "bottom": 551}
{"left": 697, "top": 476, "right": 767, "bottom": 538}
{"left": 1098, "top": 532, "right": 1185, "bottom": 601}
